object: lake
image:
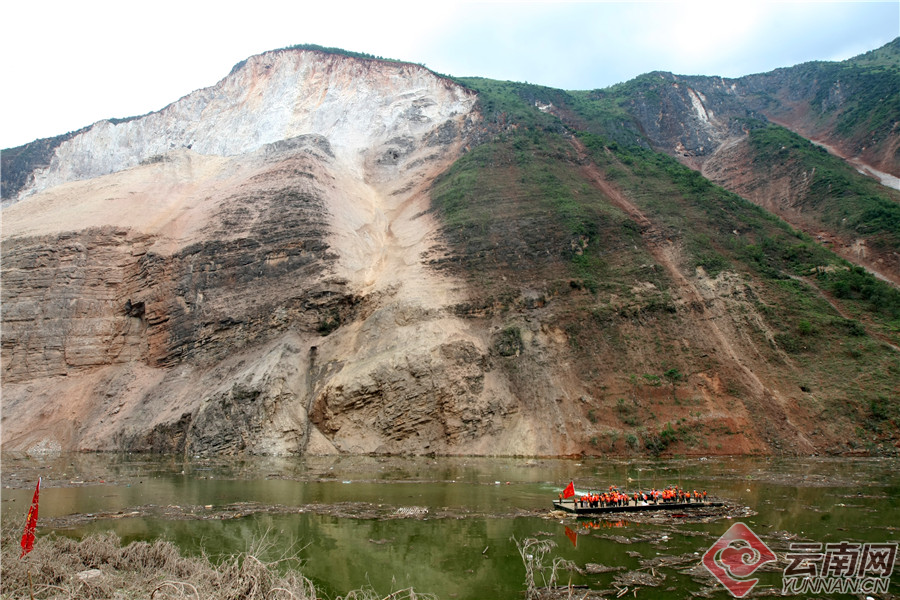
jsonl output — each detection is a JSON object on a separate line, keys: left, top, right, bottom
{"left": 2, "top": 453, "right": 898, "bottom": 598}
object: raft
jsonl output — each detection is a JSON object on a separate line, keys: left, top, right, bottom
{"left": 552, "top": 499, "right": 723, "bottom": 515}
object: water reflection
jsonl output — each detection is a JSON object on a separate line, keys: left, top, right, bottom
{"left": 2, "top": 454, "right": 898, "bottom": 599}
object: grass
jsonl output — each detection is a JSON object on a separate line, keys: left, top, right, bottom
{"left": 579, "top": 131, "right": 900, "bottom": 327}
{"left": 746, "top": 124, "right": 900, "bottom": 251}
{"left": 1, "top": 526, "right": 314, "bottom": 600}
{"left": 453, "top": 78, "right": 572, "bottom": 133}
{"left": 579, "top": 131, "right": 900, "bottom": 444}
{"left": 0, "top": 524, "right": 433, "bottom": 600}
{"left": 511, "top": 537, "right": 575, "bottom": 600}
{"left": 430, "top": 127, "right": 650, "bottom": 300}
{"left": 807, "top": 56, "right": 900, "bottom": 142}
{"left": 429, "top": 72, "right": 900, "bottom": 453}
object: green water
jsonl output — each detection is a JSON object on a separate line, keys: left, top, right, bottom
{"left": 2, "top": 454, "right": 898, "bottom": 598}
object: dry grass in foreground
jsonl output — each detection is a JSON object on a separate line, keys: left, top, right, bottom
{"left": 0, "top": 523, "right": 433, "bottom": 600}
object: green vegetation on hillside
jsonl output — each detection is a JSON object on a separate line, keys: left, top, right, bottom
{"left": 747, "top": 124, "right": 900, "bottom": 251}
{"left": 792, "top": 56, "right": 900, "bottom": 144}
{"left": 431, "top": 126, "right": 651, "bottom": 298}
{"left": 454, "top": 78, "right": 571, "bottom": 131}
{"left": 445, "top": 76, "right": 900, "bottom": 332}
{"left": 432, "top": 77, "right": 899, "bottom": 453}
{"left": 230, "top": 44, "right": 425, "bottom": 75}
{"left": 577, "top": 132, "right": 900, "bottom": 449}
{"left": 582, "top": 131, "right": 900, "bottom": 324}
{"left": 848, "top": 37, "right": 900, "bottom": 69}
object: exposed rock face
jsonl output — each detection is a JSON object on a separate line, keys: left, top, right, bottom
{"left": 9, "top": 51, "right": 475, "bottom": 202}
{"left": 700, "top": 135, "right": 900, "bottom": 286}
{"left": 616, "top": 72, "right": 760, "bottom": 164}
{"left": 606, "top": 65, "right": 900, "bottom": 285}
{"left": 2, "top": 49, "right": 525, "bottom": 455}
{"left": 607, "top": 55, "right": 899, "bottom": 181}
{"left": 3, "top": 45, "right": 897, "bottom": 458}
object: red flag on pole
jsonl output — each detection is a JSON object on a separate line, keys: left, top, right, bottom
{"left": 20, "top": 477, "right": 41, "bottom": 558}
{"left": 562, "top": 481, "right": 575, "bottom": 499}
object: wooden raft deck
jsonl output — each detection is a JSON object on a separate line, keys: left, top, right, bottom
{"left": 552, "top": 499, "right": 724, "bottom": 515}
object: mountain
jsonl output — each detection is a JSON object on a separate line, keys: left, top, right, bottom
{"left": 2, "top": 43, "right": 898, "bottom": 457}
{"left": 548, "top": 40, "right": 900, "bottom": 286}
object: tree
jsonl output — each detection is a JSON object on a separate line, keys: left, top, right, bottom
{"left": 663, "top": 368, "right": 683, "bottom": 401}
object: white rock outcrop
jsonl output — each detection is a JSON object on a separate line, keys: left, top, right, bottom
{"left": 2, "top": 49, "right": 537, "bottom": 456}
{"left": 20, "top": 50, "right": 476, "bottom": 199}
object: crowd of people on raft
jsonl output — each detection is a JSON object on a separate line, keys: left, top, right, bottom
{"left": 561, "top": 485, "right": 708, "bottom": 508}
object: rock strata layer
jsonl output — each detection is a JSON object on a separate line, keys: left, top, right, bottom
{"left": 2, "top": 49, "right": 550, "bottom": 455}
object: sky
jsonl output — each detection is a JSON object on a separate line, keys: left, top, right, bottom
{"left": 1, "top": 0, "right": 897, "bottom": 149}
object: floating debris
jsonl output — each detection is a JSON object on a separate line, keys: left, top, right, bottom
{"left": 584, "top": 562, "right": 625, "bottom": 574}
{"left": 395, "top": 506, "right": 429, "bottom": 517}
{"left": 613, "top": 569, "right": 666, "bottom": 587}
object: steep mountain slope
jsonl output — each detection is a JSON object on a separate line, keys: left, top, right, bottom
{"left": 2, "top": 48, "right": 514, "bottom": 455}
{"left": 737, "top": 38, "right": 900, "bottom": 176}
{"left": 575, "top": 39, "right": 900, "bottom": 178}
{"left": 556, "top": 40, "right": 900, "bottom": 286}
{"left": 2, "top": 45, "right": 898, "bottom": 457}
{"left": 430, "top": 77, "right": 900, "bottom": 456}
{"left": 701, "top": 123, "right": 900, "bottom": 285}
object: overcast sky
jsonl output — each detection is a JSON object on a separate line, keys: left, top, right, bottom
{"left": 1, "top": 0, "right": 897, "bottom": 149}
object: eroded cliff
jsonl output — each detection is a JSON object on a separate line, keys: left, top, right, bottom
{"left": 3, "top": 47, "right": 898, "bottom": 458}
{"left": 2, "top": 49, "right": 533, "bottom": 455}
{"left": 575, "top": 56, "right": 900, "bottom": 287}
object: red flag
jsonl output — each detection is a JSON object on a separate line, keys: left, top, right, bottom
{"left": 20, "top": 477, "right": 40, "bottom": 558}
{"left": 564, "top": 525, "right": 578, "bottom": 548}
{"left": 562, "top": 481, "right": 575, "bottom": 499}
